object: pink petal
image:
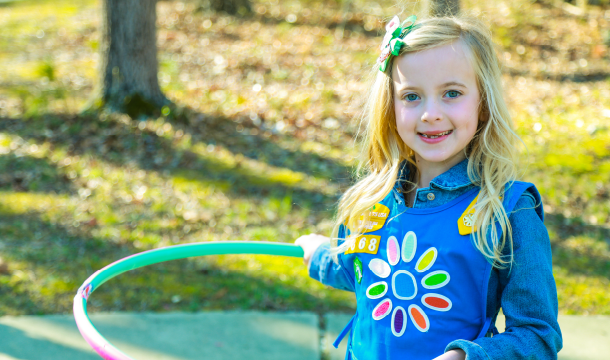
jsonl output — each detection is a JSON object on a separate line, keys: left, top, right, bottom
{"left": 387, "top": 236, "right": 399, "bottom": 265}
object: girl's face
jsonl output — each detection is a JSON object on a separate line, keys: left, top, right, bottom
{"left": 392, "top": 41, "right": 480, "bottom": 168}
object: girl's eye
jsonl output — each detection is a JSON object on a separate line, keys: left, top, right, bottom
{"left": 445, "top": 90, "right": 461, "bottom": 98}
{"left": 404, "top": 93, "right": 420, "bottom": 102}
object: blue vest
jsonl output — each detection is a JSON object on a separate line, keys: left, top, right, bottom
{"left": 335, "top": 181, "right": 537, "bottom": 360}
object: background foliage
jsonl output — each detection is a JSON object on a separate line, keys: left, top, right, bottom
{"left": 0, "top": 0, "right": 608, "bottom": 316}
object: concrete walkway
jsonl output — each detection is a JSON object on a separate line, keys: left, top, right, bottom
{"left": 0, "top": 312, "right": 607, "bottom": 359}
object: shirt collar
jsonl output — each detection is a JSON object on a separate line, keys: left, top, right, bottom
{"left": 397, "top": 158, "right": 475, "bottom": 191}
{"left": 429, "top": 158, "right": 474, "bottom": 190}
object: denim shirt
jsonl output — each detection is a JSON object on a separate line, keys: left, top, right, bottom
{"left": 309, "top": 158, "right": 563, "bottom": 359}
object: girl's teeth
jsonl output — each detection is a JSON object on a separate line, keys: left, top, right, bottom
{"left": 421, "top": 130, "right": 451, "bottom": 139}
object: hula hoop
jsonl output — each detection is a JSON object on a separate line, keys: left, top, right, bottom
{"left": 73, "top": 241, "right": 304, "bottom": 360}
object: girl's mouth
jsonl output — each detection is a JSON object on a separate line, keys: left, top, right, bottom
{"left": 418, "top": 130, "right": 453, "bottom": 143}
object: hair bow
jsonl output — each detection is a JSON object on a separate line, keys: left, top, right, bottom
{"left": 377, "top": 15, "right": 417, "bottom": 72}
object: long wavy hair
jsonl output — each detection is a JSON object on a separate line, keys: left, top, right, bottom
{"left": 330, "top": 15, "right": 522, "bottom": 269}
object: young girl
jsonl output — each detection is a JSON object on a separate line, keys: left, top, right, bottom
{"left": 295, "top": 15, "right": 562, "bottom": 360}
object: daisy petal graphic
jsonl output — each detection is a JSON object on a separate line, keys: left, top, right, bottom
{"left": 391, "top": 306, "right": 407, "bottom": 336}
{"left": 408, "top": 304, "right": 430, "bottom": 332}
{"left": 401, "top": 231, "right": 417, "bottom": 263}
{"left": 369, "top": 230, "right": 453, "bottom": 336}
{"left": 421, "top": 270, "right": 450, "bottom": 289}
{"left": 415, "top": 247, "right": 437, "bottom": 272}
{"left": 366, "top": 281, "right": 388, "bottom": 299}
{"left": 369, "top": 258, "right": 391, "bottom": 278}
{"left": 387, "top": 236, "right": 399, "bottom": 265}
{"left": 421, "top": 293, "right": 453, "bottom": 312}
{"left": 373, "top": 298, "right": 393, "bottom": 320}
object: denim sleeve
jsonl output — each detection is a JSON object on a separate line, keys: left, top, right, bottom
{"left": 446, "top": 191, "right": 563, "bottom": 359}
{"left": 308, "top": 225, "right": 355, "bottom": 292}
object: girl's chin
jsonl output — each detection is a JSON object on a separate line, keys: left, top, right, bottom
{"left": 414, "top": 151, "right": 464, "bottom": 164}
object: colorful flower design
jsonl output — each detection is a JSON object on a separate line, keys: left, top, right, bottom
{"left": 364, "top": 231, "right": 452, "bottom": 335}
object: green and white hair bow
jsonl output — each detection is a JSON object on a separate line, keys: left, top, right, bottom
{"left": 377, "top": 15, "right": 418, "bottom": 72}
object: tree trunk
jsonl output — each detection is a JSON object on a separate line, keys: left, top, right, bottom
{"left": 96, "top": 0, "right": 167, "bottom": 117}
{"left": 425, "top": 0, "right": 460, "bottom": 17}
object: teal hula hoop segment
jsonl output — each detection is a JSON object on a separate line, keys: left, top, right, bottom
{"left": 73, "top": 241, "right": 305, "bottom": 360}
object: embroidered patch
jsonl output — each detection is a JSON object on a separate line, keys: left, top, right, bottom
{"left": 354, "top": 203, "right": 390, "bottom": 233}
{"left": 458, "top": 194, "right": 479, "bottom": 235}
{"left": 415, "top": 247, "right": 437, "bottom": 272}
{"left": 401, "top": 231, "right": 417, "bottom": 263}
{"left": 408, "top": 304, "right": 430, "bottom": 332}
{"left": 345, "top": 235, "right": 381, "bottom": 255}
{"left": 391, "top": 306, "right": 407, "bottom": 336}
{"left": 368, "top": 258, "right": 391, "bottom": 278}
{"left": 421, "top": 293, "right": 452, "bottom": 312}
{"left": 366, "top": 281, "right": 388, "bottom": 299}
{"left": 458, "top": 193, "right": 503, "bottom": 235}
{"left": 421, "top": 270, "right": 450, "bottom": 289}
{"left": 354, "top": 257, "right": 363, "bottom": 284}
{"left": 372, "top": 298, "right": 392, "bottom": 320}
{"left": 387, "top": 236, "right": 399, "bottom": 265}
{"left": 392, "top": 270, "right": 417, "bottom": 300}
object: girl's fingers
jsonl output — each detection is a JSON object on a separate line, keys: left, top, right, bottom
{"left": 295, "top": 234, "right": 328, "bottom": 266}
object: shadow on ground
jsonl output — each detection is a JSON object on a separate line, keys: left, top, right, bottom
{"left": 0, "top": 110, "right": 352, "bottom": 208}
{"left": 0, "top": 200, "right": 353, "bottom": 316}
{"left": 545, "top": 213, "right": 610, "bottom": 280}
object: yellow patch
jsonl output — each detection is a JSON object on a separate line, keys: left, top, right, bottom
{"left": 458, "top": 195, "right": 479, "bottom": 235}
{"left": 345, "top": 235, "right": 381, "bottom": 255}
{"left": 352, "top": 203, "right": 390, "bottom": 233}
{"left": 458, "top": 193, "right": 503, "bottom": 235}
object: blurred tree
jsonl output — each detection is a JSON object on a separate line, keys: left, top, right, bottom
{"left": 197, "top": 0, "right": 252, "bottom": 16}
{"left": 93, "top": 0, "right": 167, "bottom": 118}
{"left": 425, "top": 0, "right": 460, "bottom": 17}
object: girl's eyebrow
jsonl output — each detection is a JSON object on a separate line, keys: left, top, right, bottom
{"left": 396, "top": 81, "right": 468, "bottom": 91}
{"left": 441, "top": 81, "right": 467, "bottom": 88}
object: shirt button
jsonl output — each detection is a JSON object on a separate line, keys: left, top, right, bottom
{"left": 427, "top": 193, "right": 435, "bottom": 201}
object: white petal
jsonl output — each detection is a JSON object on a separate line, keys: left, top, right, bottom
{"left": 369, "top": 258, "right": 391, "bottom": 278}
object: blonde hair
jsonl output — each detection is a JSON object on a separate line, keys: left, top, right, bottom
{"left": 331, "top": 15, "right": 521, "bottom": 269}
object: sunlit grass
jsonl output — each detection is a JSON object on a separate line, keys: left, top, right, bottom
{"left": 555, "top": 268, "right": 610, "bottom": 315}
{"left": 0, "top": 0, "right": 609, "bottom": 316}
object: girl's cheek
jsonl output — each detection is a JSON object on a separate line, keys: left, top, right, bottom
{"left": 394, "top": 102, "right": 413, "bottom": 122}
{"left": 395, "top": 104, "right": 416, "bottom": 126}
{"left": 453, "top": 97, "right": 480, "bottom": 122}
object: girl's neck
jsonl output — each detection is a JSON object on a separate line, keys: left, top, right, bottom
{"left": 413, "top": 152, "right": 467, "bottom": 189}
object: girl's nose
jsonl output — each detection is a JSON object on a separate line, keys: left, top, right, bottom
{"left": 421, "top": 99, "right": 443, "bottom": 122}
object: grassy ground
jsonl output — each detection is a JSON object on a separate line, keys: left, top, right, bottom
{"left": 0, "top": 0, "right": 609, "bottom": 316}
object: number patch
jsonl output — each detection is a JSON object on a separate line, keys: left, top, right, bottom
{"left": 345, "top": 235, "right": 381, "bottom": 255}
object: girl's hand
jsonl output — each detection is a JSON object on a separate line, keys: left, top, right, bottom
{"left": 432, "top": 349, "right": 466, "bottom": 360}
{"left": 294, "top": 233, "right": 329, "bottom": 268}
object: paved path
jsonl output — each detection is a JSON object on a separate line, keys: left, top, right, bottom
{"left": 326, "top": 314, "right": 609, "bottom": 360}
{"left": 0, "top": 312, "right": 607, "bottom": 359}
{"left": 0, "top": 312, "right": 319, "bottom": 360}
